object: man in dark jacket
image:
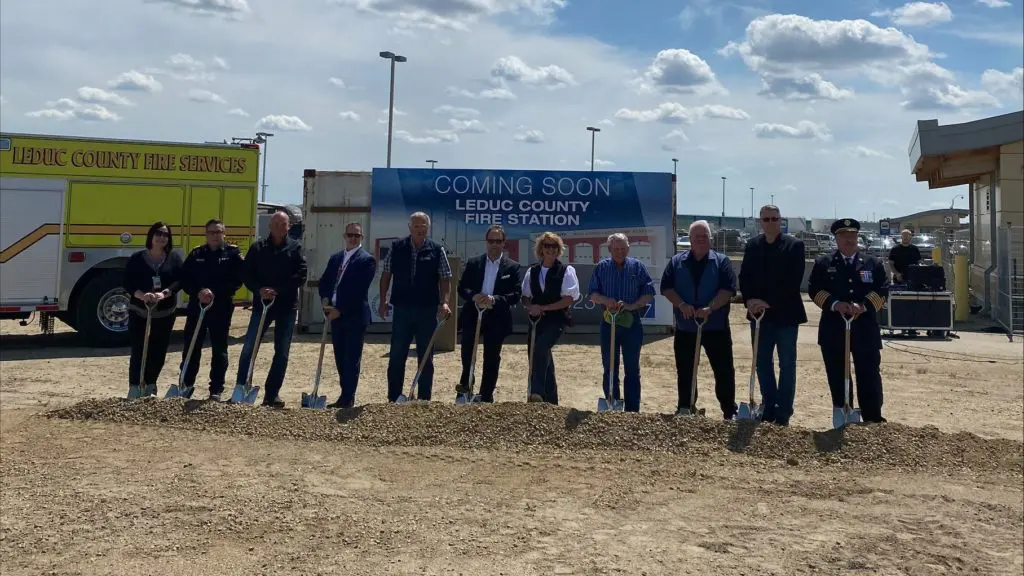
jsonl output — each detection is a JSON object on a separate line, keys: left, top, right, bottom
{"left": 232, "top": 211, "right": 308, "bottom": 408}
{"left": 378, "top": 212, "right": 453, "bottom": 402}
{"left": 738, "top": 205, "right": 808, "bottom": 425}
{"left": 179, "top": 219, "right": 244, "bottom": 401}
{"left": 455, "top": 224, "right": 522, "bottom": 403}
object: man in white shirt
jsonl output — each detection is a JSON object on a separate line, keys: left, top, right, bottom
{"left": 521, "top": 232, "right": 581, "bottom": 404}
{"left": 455, "top": 225, "right": 523, "bottom": 402}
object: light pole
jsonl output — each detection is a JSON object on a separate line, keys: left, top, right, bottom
{"left": 671, "top": 158, "right": 678, "bottom": 176}
{"left": 255, "top": 131, "right": 273, "bottom": 202}
{"left": 379, "top": 50, "right": 407, "bottom": 168}
{"left": 749, "top": 186, "right": 754, "bottom": 227}
{"left": 950, "top": 193, "right": 963, "bottom": 209}
{"left": 426, "top": 159, "right": 437, "bottom": 169}
{"left": 586, "top": 126, "right": 600, "bottom": 171}
{"left": 720, "top": 176, "right": 726, "bottom": 229}
{"left": 771, "top": 193, "right": 775, "bottom": 205}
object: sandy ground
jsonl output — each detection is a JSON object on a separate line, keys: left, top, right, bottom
{"left": 1, "top": 301, "right": 1022, "bottom": 575}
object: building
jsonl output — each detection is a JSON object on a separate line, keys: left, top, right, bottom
{"left": 908, "top": 109, "right": 1023, "bottom": 331}
{"left": 884, "top": 208, "right": 969, "bottom": 234}
{"left": 676, "top": 214, "right": 810, "bottom": 234}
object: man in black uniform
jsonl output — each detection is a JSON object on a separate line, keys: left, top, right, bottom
{"left": 807, "top": 218, "right": 890, "bottom": 424}
{"left": 887, "top": 229, "right": 921, "bottom": 283}
{"left": 179, "top": 219, "right": 244, "bottom": 401}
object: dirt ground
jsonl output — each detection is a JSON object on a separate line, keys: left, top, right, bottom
{"left": 1, "top": 301, "right": 1022, "bottom": 575}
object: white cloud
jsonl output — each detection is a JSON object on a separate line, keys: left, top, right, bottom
{"left": 871, "top": 2, "right": 954, "bottom": 27}
{"left": 615, "top": 102, "right": 749, "bottom": 124}
{"left": 597, "top": 119, "right": 614, "bottom": 127}
{"left": 753, "top": 120, "right": 832, "bottom": 141}
{"left": 975, "top": 0, "right": 1011, "bottom": 6}
{"left": 329, "top": 77, "right": 346, "bottom": 88}
{"left": 757, "top": 73, "right": 854, "bottom": 101}
{"left": 982, "top": 67, "right": 1024, "bottom": 99}
{"left": 586, "top": 158, "right": 614, "bottom": 167}
{"left": 396, "top": 129, "right": 458, "bottom": 144}
{"left": 660, "top": 128, "right": 688, "bottom": 152}
{"left": 514, "top": 129, "right": 545, "bottom": 143}
{"left": 25, "top": 98, "right": 121, "bottom": 122}
{"left": 331, "top": 0, "right": 566, "bottom": 31}
{"left": 257, "top": 115, "right": 311, "bottom": 132}
{"left": 76, "top": 87, "right": 133, "bottom": 106}
{"left": 338, "top": 111, "right": 361, "bottom": 121}
{"left": 446, "top": 84, "right": 518, "bottom": 100}
{"left": 146, "top": 0, "right": 251, "bottom": 18}
{"left": 849, "top": 145, "right": 894, "bottom": 159}
{"left": 448, "top": 118, "right": 488, "bottom": 133}
{"left": 187, "top": 88, "right": 227, "bottom": 104}
{"left": 107, "top": 70, "right": 162, "bottom": 93}
{"left": 491, "top": 56, "right": 575, "bottom": 88}
{"left": 634, "top": 49, "right": 725, "bottom": 95}
{"left": 433, "top": 105, "right": 480, "bottom": 119}
{"left": 147, "top": 53, "right": 224, "bottom": 82}
{"left": 227, "top": 108, "right": 249, "bottom": 117}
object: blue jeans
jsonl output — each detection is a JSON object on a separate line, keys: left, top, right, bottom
{"left": 750, "top": 320, "right": 798, "bottom": 423}
{"left": 235, "top": 305, "right": 297, "bottom": 400}
{"left": 387, "top": 306, "right": 440, "bottom": 401}
{"left": 600, "top": 316, "right": 643, "bottom": 412}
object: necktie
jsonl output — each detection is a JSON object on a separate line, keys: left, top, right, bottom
{"left": 334, "top": 254, "right": 351, "bottom": 295}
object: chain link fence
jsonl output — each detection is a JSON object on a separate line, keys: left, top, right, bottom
{"left": 994, "top": 226, "right": 1024, "bottom": 336}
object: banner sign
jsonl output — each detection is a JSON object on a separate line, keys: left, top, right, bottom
{"left": 879, "top": 219, "right": 890, "bottom": 236}
{"left": 369, "top": 168, "right": 675, "bottom": 325}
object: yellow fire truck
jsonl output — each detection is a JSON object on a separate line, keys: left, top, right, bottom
{"left": 0, "top": 132, "right": 260, "bottom": 346}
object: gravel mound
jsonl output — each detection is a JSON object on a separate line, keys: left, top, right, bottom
{"left": 48, "top": 398, "right": 1023, "bottom": 474}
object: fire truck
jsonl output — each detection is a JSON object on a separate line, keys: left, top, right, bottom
{"left": 0, "top": 132, "right": 260, "bottom": 346}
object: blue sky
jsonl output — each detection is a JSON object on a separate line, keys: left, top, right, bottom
{"left": 0, "top": 0, "right": 1021, "bottom": 222}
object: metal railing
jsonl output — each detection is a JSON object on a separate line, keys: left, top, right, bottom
{"left": 994, "top": 226, "right": 1024, "bottom": 337}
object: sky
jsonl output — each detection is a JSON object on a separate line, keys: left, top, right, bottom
{"left": 0, "top": 0, "right": 1021, "bottom": 222}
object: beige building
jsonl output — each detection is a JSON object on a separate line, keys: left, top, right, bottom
{"left": 887, "top": 208, "right": 969, "bottom": 234}
{"left": 908, "top": 110, "right": 1023, "bottom": 324}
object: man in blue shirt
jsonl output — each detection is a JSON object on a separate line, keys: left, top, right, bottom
{"left": 660, "top": 220, "right": 739, "bottom": 419}
{"left": 588, "top": 233, "right": 656, "bottom": 412}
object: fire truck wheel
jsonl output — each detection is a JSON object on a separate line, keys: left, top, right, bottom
{"left": 75, "top": 270, "right": 131, "bottom": 347}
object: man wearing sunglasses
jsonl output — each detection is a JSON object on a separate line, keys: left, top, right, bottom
{"left": 454, "top": 224, "right": 522, "bottom": 402}
{"left": 319, "top": 222, "right": 377, "bottom": 408}
{"left": 178, "top": 219, "right": 245, "bottom": 401}
{"left": 738, "top": 205, "right": 808, "bottom": 426}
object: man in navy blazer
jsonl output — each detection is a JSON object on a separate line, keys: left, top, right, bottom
{"left": 455, "top": 224, "right": 522, "bottom": 402}
{"left": 319, "top": 222, "right": 377, "bottom": 408}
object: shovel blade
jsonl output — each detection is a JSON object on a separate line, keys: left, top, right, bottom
{"left": 596, "top": 397, "right": 612, "bottom": 413}
{"left": 301, "top": 392, "right": 327, "bottom": 410}
{"left": 847, "top": 408, "right": 863, "bottom": 425}
{"left": 127, "top": 385, "right": 143, "bottom": 400}
{"left": 676, "top": 407, "right": 706, "bottom": 418}
{"left": 455, "top": 393, "right": 471, "bottom": 405}
{"left": 612, "top": 399, "right": 625, "bottom": 412}
{"left": 528, "top": 393, "right": 544, "bottom": 403}
{"left": 230, "top": 384, "right": 259, "bottom": 405}
{"left": 395, "top": 394, "right": 409, "bottom": 404}
{"left": 737, "top": 401, "right": 760, "bottom": 421}
{"left": 164, "top": 384, "right": 191, "bottom": 400}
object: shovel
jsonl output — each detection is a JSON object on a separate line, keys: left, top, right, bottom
{"left": 833, "top": 312, "right": 863, "bottom": 429}
{"left": 677, "top": 315, "right": 708, "bottom": 418}
{"left": 396, "top": 310, "right": 450, "bottom": 403}
{"left": 456, "top": 302, "right": 487, "bottom": 405}
{"left": 737, "top": 309, "right": 765, "bottom": 421}
{"left": 128, "top": 301, "right": 158, "bottom": 400}
{"left": 526, "top": 314, "right": 543, "bottom": 403}
{"left": 166, "top": 297, "right": 213, "bottom": 400}
{"left": 301, "top": 311, "right": 331, "bottom": 410}
{"left": 230, "top": 295, "right": 275, "bottom": 405}
{"left": 597, "top": 302, "right": 626, "bottom": 413}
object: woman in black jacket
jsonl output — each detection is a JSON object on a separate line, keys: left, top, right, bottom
{"left": 124, "top": 221, "right": 184, "bottom": 398}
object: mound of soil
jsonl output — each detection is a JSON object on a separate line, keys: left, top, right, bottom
{"left": 48, "top": 398, "right": 1023, "bottom": 474}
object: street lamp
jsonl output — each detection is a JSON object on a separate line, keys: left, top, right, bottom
{"left": 771, "top": 193, "right": 775, "bottom": 205}
{"left": 255, "top": 131, "right": 274, "bottom": 202}
{"left": 950, "top": 193, "right": 964, "bottom": 209}
{"left": 720, "top": 176, "right": 726, "bottom": 229}
{"left": 671, "top": 158, "right": 678, "bottom": 176}
{"left": 586, "top": 126, "right": 600, "bottom": 171}
{"left": 749, "top": 186, "right": 754, "bottom": 226}
{"left": 379, "top": 50, "right": 407, "bottom": 169}
{"left": 426, "top": 159, "right": 437, "bottom": 169}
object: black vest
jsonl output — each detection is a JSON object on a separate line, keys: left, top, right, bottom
{"left": 529, "top": 260, "right": 569, "bottom": 327}
{"left": 389, "top": 236, "right": 443, "bottom": 308}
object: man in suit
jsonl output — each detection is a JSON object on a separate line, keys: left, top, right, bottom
{"left": 455, "top": 225, "right": 522, "bottom": 402}
{"left": 319, "top": 222, "right": 377, "bottom": 408}
{"left": 738, "top": 205, "right": 808, "bottom": 426}
{"left": 808, "top": 218, "right": 890, "bottom": 425}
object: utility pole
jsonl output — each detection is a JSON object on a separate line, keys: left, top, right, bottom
{"left": 586, "top": 126, "right": 600, "bottom": 171}
{"left": 426, "top": 159, "right": 437, "bottom": 169}
{"left": 750, "top": 186, "right": 754, "bottom": 227}
{"left": 255, "top": 131, "right": 274, "bottom": 202}
{"left": 379, "top": 51, "right": 407, "bottom": 168}
{"left": 720, "top": 176, "right": 726, "bottom": 229}
{"left": 671, "top": 158, "right": 678, "bottom": 176}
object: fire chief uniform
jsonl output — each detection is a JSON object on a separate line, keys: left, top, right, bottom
{"left": 807, "top": 219, "right": 890, "bottom": 423}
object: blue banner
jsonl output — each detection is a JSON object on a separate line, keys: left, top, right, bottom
{"left": 370, "top": 168, "right": 674, "bottom": 266}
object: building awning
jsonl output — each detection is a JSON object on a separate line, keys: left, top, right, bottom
{"left": 908, "top": 110, "right": 1023, "bottom": 189}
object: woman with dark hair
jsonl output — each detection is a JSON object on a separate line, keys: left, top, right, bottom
{"left": 123, "top": 221, "right": 184, "bottom": 398}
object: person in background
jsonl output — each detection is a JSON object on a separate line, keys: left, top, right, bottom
{"left": 588, "top": 233, "right": 655, "bottom": 412}
{"left": 233, "top": 210, "right": 308, "bottom": 408}
{"left": 738, "top": 205, "right": 808, "bottom": 426}
{"left": 379, "top": 212, "right": 453, "bottom": 402}
{"left": 808, "top": 218, "right": 890, "bottom": 425}
{"left": 124, "top": 221, "right": 184, "bottom": 398}
{"left": 319, "top": 222, "right": 377, "bottom": 408}
{"left": 661, "top": 220, "right": 739, "bottom": 419}
{"left": 179, "top": 218, "right": 244, "bottom": 401}
{"left": 522, "top": 232, "right": 580, "bottom": 404}
{"left": 888, "top": 229, "right": 921, "bottom": 284}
